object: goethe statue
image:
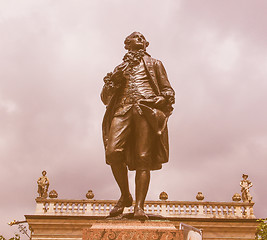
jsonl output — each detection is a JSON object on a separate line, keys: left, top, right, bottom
{"left": 101, "top": 32, "right": 175, "bottom": 220}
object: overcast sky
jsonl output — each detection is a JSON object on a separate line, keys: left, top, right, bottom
{"left": 1, "top": 0, "right": 267, "bottom": 238}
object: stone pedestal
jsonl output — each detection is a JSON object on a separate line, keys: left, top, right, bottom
{"left": 26, "top": 214, "right": 258, "bottom": 240}
{"left": 83, "top": 222, "right": 183, "bottom": 240}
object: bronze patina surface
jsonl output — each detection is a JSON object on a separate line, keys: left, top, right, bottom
{"left": 101, "top": 32, "right": 175, "bottom": 220}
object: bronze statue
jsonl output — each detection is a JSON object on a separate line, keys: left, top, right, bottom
{"left": 240, "top": 174, "right": 253, "bottom": 203}
{"left": 37, "top": 170, "right": 49, "bottom": 198}
{"left": 101, "top": 32, "right": 175, "bottom": 219}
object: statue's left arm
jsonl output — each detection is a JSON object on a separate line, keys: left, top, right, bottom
{"left": 154, "top": 60, "right": 175, "bottom": 115}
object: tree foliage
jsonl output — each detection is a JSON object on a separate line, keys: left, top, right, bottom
{"left": 256, "top": 218, "right": 267, "bottom": 240}
{"left": 0, "top": 234, "right": 20, "bottom": 240}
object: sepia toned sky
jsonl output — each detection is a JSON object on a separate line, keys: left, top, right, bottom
{"left": 1, "top": 0, "right": 267, "bottom": 238}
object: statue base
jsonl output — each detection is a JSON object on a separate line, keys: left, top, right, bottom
{"left": 83, "top": 221, "right": 183, "bottom": 240}
{"left": 105, "top": 212, "right": 166, "bottom": 220}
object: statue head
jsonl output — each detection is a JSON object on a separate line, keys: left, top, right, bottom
{"left": 124, "top": 32, "right": 149, "bottom": 51}
{"left": 42, "top": 170, "right": 47, "bottom": 176}
{"left": 242, "top": 174, "right": 248, "bottom": 179}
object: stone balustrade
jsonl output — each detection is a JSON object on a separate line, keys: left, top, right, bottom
{"left": 35, "top": 198, "right": 255, "bottom": 219}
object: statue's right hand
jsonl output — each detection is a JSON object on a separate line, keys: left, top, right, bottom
{"left": 103, "top": 72, "right": 113, "bottom": 83}
{"left": 111, "top": 63, "right": 128, "bottom": 83}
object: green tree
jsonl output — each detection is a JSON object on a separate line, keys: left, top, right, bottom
{"left": 0, "top": 234, "right": 20, "bottom": 240}
{"left": 256, "top": 218, "right": 267, "bottom": 240}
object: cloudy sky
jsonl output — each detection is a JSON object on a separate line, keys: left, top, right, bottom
{"left": 1, "top": 0, "right": 266, "bottom": 238}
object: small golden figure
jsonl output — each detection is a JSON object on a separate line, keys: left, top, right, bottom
{"left": 240, "top": 174, "right": 253, "bottom": 203}
{"left": 37, "top": 170, "right": 50, "bottom": 198}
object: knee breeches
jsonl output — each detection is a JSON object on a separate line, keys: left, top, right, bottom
{"left": 106, "top": 106, "right": 152, "bottom": 170}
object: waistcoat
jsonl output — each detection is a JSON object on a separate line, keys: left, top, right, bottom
{"left": 119, "top": 60, "right": 155, "bottom": 105}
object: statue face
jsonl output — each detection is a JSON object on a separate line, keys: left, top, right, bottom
{"left": 128, "top": 32, "right": 147, "bottom": 51}
{"left": 243, "top": 174, "right": 248, "bottom": 179}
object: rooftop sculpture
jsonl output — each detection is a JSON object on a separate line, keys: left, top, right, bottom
{"left": 240, "top": 174, "right": 253, "bottom": 203}
{"left": 37, "top": 170, "right": 49, "bottom": 198}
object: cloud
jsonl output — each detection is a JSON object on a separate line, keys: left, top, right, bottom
{"left": 0, "top": 0, "right": 266, "bottom": 238}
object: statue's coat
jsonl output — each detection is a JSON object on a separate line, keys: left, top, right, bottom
{"left": 101, "top": 54, "right": 175, "bottom": 170}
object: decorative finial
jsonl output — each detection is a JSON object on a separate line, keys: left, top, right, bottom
{"left": 196, "top": 192, "right": 204, "bottom": 201}
{"left": 86, "top": 190, "right": 94, "bottom": 199}
{"left": 232, "top": 193, "right": 241, "bottom": 202}
{"left": 159, "top": 191, "right": 168, "bottom": 201}
{"left": 49, "top": 189, "right": 58, "bottom": 199}
{"left": 37, "top": 170, "right": 49, "bottom": 198}
{"left": 240, "top": 174, "right": 253, "bottom": 203}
